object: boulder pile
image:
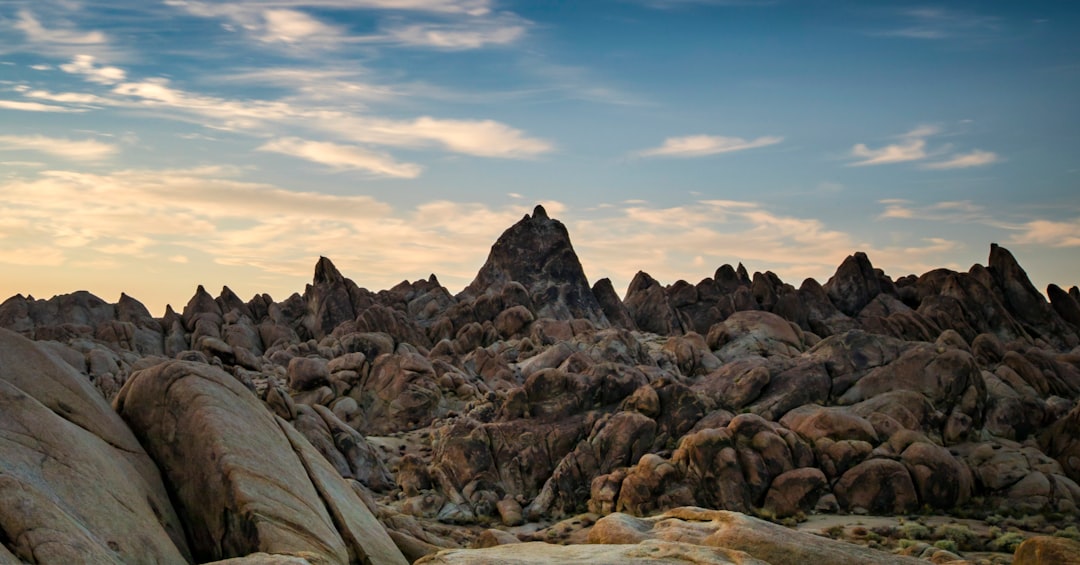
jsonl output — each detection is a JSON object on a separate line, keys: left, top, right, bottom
{"left": 2, "top": 205, "right": 1078, "bottom": 564}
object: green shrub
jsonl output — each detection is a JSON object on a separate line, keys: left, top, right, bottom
{"left": 933, "top": 539, "right": 958, "bottom": 552}
{"left": 1054, "top": 526, "right": 1080, "bottom": 541}
{"left": 899, "top": 523, "right": 930, "bottom": 540}
{"left": 934, "top": 523, "right": 979, "bottom": 551}
{"left": 989, "top": 532, "right": 1025, "bottom": 553}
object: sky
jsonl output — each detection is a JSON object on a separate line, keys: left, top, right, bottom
{"left": 1, "top": 0, "right": 1078, "bottom": 316}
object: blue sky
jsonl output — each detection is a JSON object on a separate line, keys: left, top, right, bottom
{"left": 1, "top": 0, "right": 1078, "bottom": 315}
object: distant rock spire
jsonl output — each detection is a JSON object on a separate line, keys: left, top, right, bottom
{"left": 459, "top": 205, "right": 608, "bottom": 325}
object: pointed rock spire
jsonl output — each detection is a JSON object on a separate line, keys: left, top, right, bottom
{"left": 460, "top": 205, "right": 608, "bottom": 325}
{"left": 313, "top": 256, "right": 345, "bottom": 285}
{"left": 823, "top": 251, "right": 881, "bottom": 317}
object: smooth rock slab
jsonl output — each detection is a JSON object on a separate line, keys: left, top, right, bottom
{"left": 115, "top": 359, "right": 406, "bottom": 565}
{"left": 0, "top": 329, "right": 190, "bottom": 564}
{"left": 416, "top": 539, "right": 767, "bottom": 565}
{"left": 589, "top": 507, "right": 923, "bottom": 565}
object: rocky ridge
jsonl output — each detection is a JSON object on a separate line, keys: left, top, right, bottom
{"left": 2, "top": 205, "right": 1079, "bottom": 564}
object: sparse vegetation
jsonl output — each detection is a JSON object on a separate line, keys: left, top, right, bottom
{"left": 1055, "top": 525, "right": 1080, "bottom": 541}
{"left": 933, "top": 523, "right": 979, "bottom": 551}
{"left": 988, "top": 531, "right": 1025, "bottom": 553}
{"left": 898, "top": 522, "right": 930, "bottom": 540}
{"left": 933, "top": 539, "right": 958, "bottom": 552}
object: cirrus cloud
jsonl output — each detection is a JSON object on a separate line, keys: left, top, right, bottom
{"left": 258, "top": 137, "right": 423, "bottom": 178}
{"left": 636, "top": 134, "right": 783, "bottom": 158}
{"left": 0, "top": 135, "right": 117, "bottom": 161}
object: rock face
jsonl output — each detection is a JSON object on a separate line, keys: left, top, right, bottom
{"left": 2, "top": 207, "right": 1080, "bottom": 565}
{"left": 114, "top": 360, "right": 406, "bottom": 565}
{"left": 0, "top": 329, "right": 191, "bottom": 563}
{"left": 459, "top": 205, "right": 609, "bottom": 326}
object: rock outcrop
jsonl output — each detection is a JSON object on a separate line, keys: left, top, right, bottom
{"left": 2, "top": 207, "right": 1079, "bottom": 565}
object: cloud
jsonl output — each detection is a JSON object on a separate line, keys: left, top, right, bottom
{"left": 636, "top": 134, "right": 783, "bottom": 158}
{"left": 0, "top": 135, "right": 117, "bottom": 161}
{"left": 258, "top": 137, "right": 423, "bottom": 178}
{"left": 921, "top": 149, "right": 999, "bottom": 170}
{"left": 14, "top": 10, "right": 108, "bottom": 45}
{"left": 167, "top": 0, "right": 493, "bottom": 18}
{"left": 259, "top": 9, "right": 346, "bottom": 44}
{"left": 848, "top": 138, "right": 927, "bottom": 166}
{"left": 48, "top": 57, "right": 553, "bottom": 159}
{"left": 877, "top": 199, "right": 992, "bottom": 223}
{"left": 385, "top": 20, "right": 526, "bottom": 49}
{"left": 567, "top": 200, "right": 965, "bottom": 293}
{"left": 0, "top": 99, "right": 87, "bottom": 113}
{"left": 875, "top": 7, "right": 1000, "bottom": 41}
{"left": 848, "top": 126, "right": 999, "bottom": 169}
{"left": 164, "top": 0, "right": 518, "bottom": 51}
{"left": 59, "top": 55, "right": 127, "bottom": 84}
{"left": 1010, "top": 219, "right": 1080, "bottom": 248}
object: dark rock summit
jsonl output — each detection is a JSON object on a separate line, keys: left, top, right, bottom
{"left": 459, "top": 204, "right": 609, "bottom": 326}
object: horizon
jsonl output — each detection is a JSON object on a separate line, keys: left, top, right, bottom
{"left": 1, "top": 206, "right": 1066, "bottom": 318}
{"left": 2, "top": 1, "right": 1078, "bottom": 316}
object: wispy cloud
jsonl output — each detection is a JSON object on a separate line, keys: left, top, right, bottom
{"left": 59, "top": 55, "right": 126, "bottom": 84}
{"left": 14, "top": 10, "right": 107, "bottom": 45}
{"left": 878, "top": 199, "right": 992, "bottom": 223}
{"left": 0, "top": 99, "right": 87, "bottom": 113}
{"left": 568, "top": 199, "right": 965, "bottom": 292}
{"left": 848, "top": 138, "right": 928, "bottom": 166}
{"left": 0, "top": 135, "right": 117, "bottom": 161}
{"left": 632, "top": 0, "right": 779, "bottom": 8}
{"left": 636, "top": 134, "right": 783, "bottom": 158}
{"left": 41, "top": 55, "right": 552, "bottom": 160}
{"left": 920, "top": 149, "right": 1000, "bottom": 170}
{"left": 166, "top": 0, "right": 495, "bottom": 18}
{"left": 164, "top": 0, "right": 523, "bottom": 51}
{"left": 1010, "top": 219, "right": 1080, "bottom": 248}
{"left": 256, "top": 9, "right": 348, "bottom": 46}
{"left": 875, "top": 7, "right": 1001, "bottom": 40}
{"left": 384, "top": 19, "right": 526, "bottom": 49}
{"left": 848, "top": 125, "right": 998, "bottom": 169}
{"left": 258, "top": 137, "right": 423, "bottom": 178}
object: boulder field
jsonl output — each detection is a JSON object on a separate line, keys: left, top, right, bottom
{"left": 2, "top": 205, "right": 1078, "bottom": 564}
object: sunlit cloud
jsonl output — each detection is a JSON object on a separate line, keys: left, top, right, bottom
{"left": 1010, "top": 219, "right": 1080, "bottom": 248}
{"left": 259, "top": 9, "right": 346, "bottom": 44}
{"left": 258, "top": 137, "right": 423, "bottom": 178}
{"left": 385, "top": 20, "right": 526, "bottom": 49}
{"left": 14, "top": 10, "right": 108, "bottom": 45}
{"left": 59, "top": 55, "right": 126, "bottom": 84}
{"left": 0, "top": 99, "right": 87, "bottom": 112}
{"left": 43, "top": 56, "right": 554, "bottom": 159}
{"left": 877, "top": 199, "right": 994, "bottom": 224}
{"left": 0, "top": 135, "right": 118, "bottom": 161}
{"left": 848, "top": 138, "right": 927, "bottom": 166}
{"left": 164, "top": 0, "right": 518, "bottom": 51}
{"left": 921, "top": 149, "right": 999, "bottom": 170}
{"left": 636, "top": 134, "right": 783, "bottom": 158}
{"left": 166, "top": 0, "right": 494, "bottom": 18}
{"left": 848, "top": 126, "right": 999, "bottom": 169}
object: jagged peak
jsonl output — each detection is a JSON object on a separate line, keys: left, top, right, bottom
{"left": 533, "top": 204, "right": 549, "bottom": 219}
{"left": 314, "top": 256, "right": 345, "bottom": 285}
{"left": 627, "top": 271, "right": 659, "bottom": 294}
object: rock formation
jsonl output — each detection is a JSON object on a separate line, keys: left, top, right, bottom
{"left": 2, "top": 208, "right": 1078, "bottom": 564}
